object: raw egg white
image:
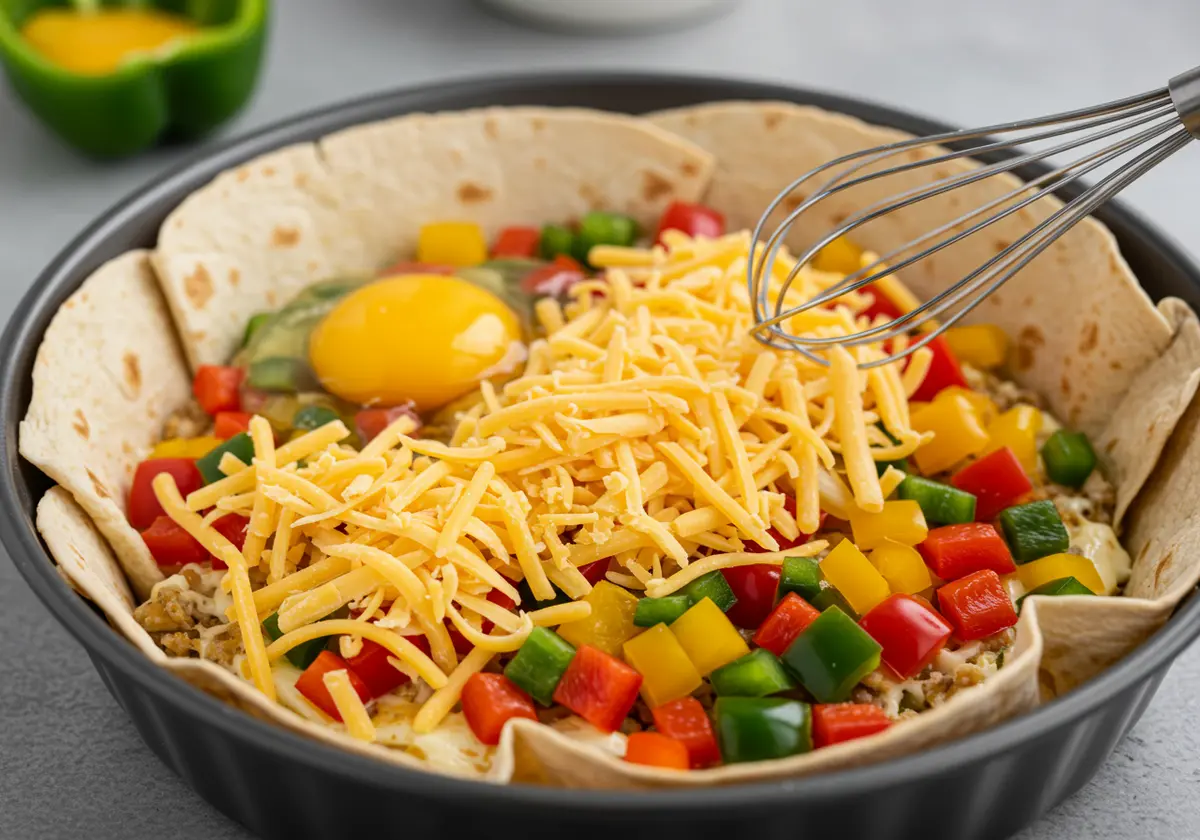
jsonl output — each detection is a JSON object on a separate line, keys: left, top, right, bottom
{"left": 308, "top": 274, "right": 522, "bottom": 412}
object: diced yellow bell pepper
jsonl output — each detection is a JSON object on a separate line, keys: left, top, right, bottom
{"left": 911, "top": 393, "right": 990, "bottom": 475}
{"left": 557, "top": 581, "right": 642, "bottom": 656}
{"left": 812, "top": 235, "right": 862, "bottom": 274}
{"left": 983, "top": 405, "right": 1043, "bottom": 477}
{"left": 1016, "top": 553, "right": 1105, "bottom": 594}
{"left": 622, "top": 623, "right": 703, "bottom": 707}
{"left": 416, "top": 221, "right": 487, "bottom": 267}
{"left": 669, "top": 598, "right": 750, "bottom": 677}
{"left": 944, "top": 324, "right": 1009, "bottom": 370}
{"left": 820, "top": 540, "right": 891, "bottom": 614}
{"left": 870, "top": 541, "right": 933, "bottom": 595}
{"left": 849, "top": 499, "right": 929, "bottom": 550}
{"left": 149, "top": 436, "right": 223, "bottom": 460}
{"left": 939, "top": 386, "right": 999, "bottom": 426}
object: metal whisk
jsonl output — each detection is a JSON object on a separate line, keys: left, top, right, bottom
{"left": 748, "top": 66, "right": 1200, "bottom": 368}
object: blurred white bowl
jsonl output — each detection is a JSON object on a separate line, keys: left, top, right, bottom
{"left": 477, "top": 0, "right": 741, "bottom": 33}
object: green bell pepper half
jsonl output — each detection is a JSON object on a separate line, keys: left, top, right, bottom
{"left": 714, "top": 697, "right": 812, "bottom": 763}
{"left": 0, "top": 0, "right": 268, "bottom": 158}
{"left": 781, "top": 606, "right": 881, "bottom": 703}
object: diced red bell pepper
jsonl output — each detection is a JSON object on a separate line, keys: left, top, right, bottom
{"left": 520, "top": 263, "right": 586, "bottom": 297}
{"left": 346, "top": 637, "right": 430, "bottom": 699}
{"left": 910, "top": 335, "right": 969, "bottom": 403}
{"left": 624, "top": 731, "right": 690, "bottom": 770}
{"left": 655, "top": 201, "right": 726, "bottom": 244}
{"left": 858, "top": 594, "right": 954, "bottom": 680}
{"left": 492, "top": 226, "right": 542, "bottom": 259}
{"left": 209, "top": 514, "right": 250, "bottom": 570}
{"left": 553, "top": 254, "right": 583, "bottom": 271}
{"left": 128, "top": 459, "right": 204, "bottom": 530}
{"left": 447, "top": 587, "right": 517, "bottom": 654}
{"left": 951, "top": 447, "right": 1034, "bottom": 521}
{"left": 747, "top": 498, "right": 826, "bottom": 553}
{"left": 937, "top": 569, "right": 1018, "bottom": 641}
{"left": 462, "top": 672, "right": 539, "bottom": 746}
{"left": 192, "top": 365, "right": 244, "bottom": 415}
{"left": 213, "top": 411, "right": 253, "bottom": 439}
{"left": 812, "top": 703, "right": 892, "bottom": 749}
{"left": 721, "top": 564, "right": 781, "bottom": 629}
{"left": 860, "top": 286, "right": 904, "bottom": 322}
{"left": 551, "top": 644, "right": 642, "bottom": 733}
{"left": 579, "top": 559, "right": 611, "bottom": 587}
{"left": 355, "top": 405, "right": 421, "bottom": 444}
{"left": 378, "top": 261, "right": 457, "bottom": 277}
{"left": 651, "top": 696, "right": 722, "bottom": 769}
{"left": 919, "top": 522, "right": 1015, "bottom": 580}
{"left": 295, "top": 650, "right": 372, "bottom": 722}
{"left": 752, "top": 593, "right": 821, "bottom": 656}
{"left": 141, "top": 515, "right": 209, "bottom": 567}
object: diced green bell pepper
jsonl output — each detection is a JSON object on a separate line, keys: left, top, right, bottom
{"left": 242, "top": 312, "right": 272, "bottom": 348}
{"left": 633, "top": 595, "right": 691, "bottom": 628}
{"left": 713, "top": 697, "right": 812, "bottom": 763}
{"left": 517, "top": 578, "right": 571, "bottom": 611}
{"left": 998, "top": 499, "right": 1069, "bottom": 564}
{"left": 778, "top": 556, "right": 823, "bottom": 603}
{"left": 898, "top": 475, "right": 976, "bottom": 524}
{"left": 539, "top": 224, "right": 577, "bottom": 261}
{"left": 1041, "top": 429, "right": 1096, "bottom": 489}
{"left": 503, "top": 627, "right": 576, "bottom": 706}
{"left": 262, "top": 610, "right": 336, "bottom": 670}
{"left": 248, "top": 357, "right": 308, "bottom": 392}
{"left": 875, "top": 423, "right": 909, "bottom": 476}
{"left": 196, "top": 432, "right": 255, "bottom": 484}
{"left": 1016, "top": 576, "right": 1094, "bottom": 611}
{"left": 292, "top": 405, "right": 340, "bottom": 432}
{"left": 678, "top": 570, "right": 738, "bottom": 613}
{"left": 0, "top": 0, "right": 268, "bottom": 158}
{"left": 810, "top": 584, "right": 856, "bottom": 618}
{"left": 575, "top": 211, "right": 638, "bottom": 263}
{"left": 781, "top": 606, "right": 882, "bottom": 703}
{"left": 710, "top": 649, "right": 797, "bottom": 697}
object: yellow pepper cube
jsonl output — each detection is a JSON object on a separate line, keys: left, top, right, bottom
{"left": 911, "top": 393, "right": 990, "bottom": 475}
{"left": 870, "top": 541, "right": 933, "bottom": 595}
{"left": 1016, "top": 553, "right": 1105, "bottom": 594}
{"left": 944, "top": 324, "right": 1010, "bottom": 370}
{"left": 416, "top": 221, "right": 488, "bottom": 267}
{"left": 939, "top": 386, "right": 999, "bottom": 426}
{"left": 669, "top": 598, "right": 750, "bottom": 677}
{"left": 820, "top": 539, "right": 891, "bottom": 614}
{"left": 150, "top": 436, "right": 223, "bottom": 460}
{"left": 983, "top": 405, "right": 1043, "bottom": 477}
{"left": 622, "top": 623, "right": 703, "bottom": 708}
{"left": 812, "top": 235, "right": 862, "bottom": 274}
{"left": 557, "top": 581, "right": 642, "bottom": 656}
{"left": 849, "top": 500, "right": 928, "bottom": 551}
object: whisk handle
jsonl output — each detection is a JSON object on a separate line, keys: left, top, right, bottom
{"left": 1169, "top": 65, "right": 1200, "bottom": 139}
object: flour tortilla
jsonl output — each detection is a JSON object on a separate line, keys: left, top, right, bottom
{"left": 155, "top": 108, "right": 715, "bottom": 370}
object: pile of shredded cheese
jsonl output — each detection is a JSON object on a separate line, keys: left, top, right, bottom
{"left": 151, "top": 229, "right": 933, "bottom": 745}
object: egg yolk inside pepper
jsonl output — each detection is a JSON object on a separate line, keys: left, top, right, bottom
{"left": 308, "top": 274, "right": 522, "bottom": 413}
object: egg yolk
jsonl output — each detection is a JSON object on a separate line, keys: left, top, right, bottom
{"left": 308, "top": 274, "right": 522, "bottom": 412}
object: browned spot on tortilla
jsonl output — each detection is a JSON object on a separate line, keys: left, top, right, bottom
{"left": 994, "top": 240, "right": 1010, "bottom": 255}
{"left": 457, "top": 182, "right": 493, "bottom": 204}
{"left": 1015, "top": 325, "right": 1045, "bottom": 372}
{"left": 782, "top": 193, "right": 807, "bottom": 213}
{"left": 484, "top": 117, "right": 499, "bottom": 139}
{"left": 830, "top": 212, "right": 847, "bottom": 226}
{"left": 764, "top": 111, "right": 783, "bottom": 130}
{"left": 263, "top": 166, "right": 276, "bottom": 177}
{"left": 684, "top": 114, "right": 699, "bottom": 128}
{"left": 72, "top": 410, "right": 89, "bottom": 440}
{"left": 86, "top": 469, "right": 110, "bottom": 500}
{"left": 63, "top": 299, "right": 75, "bottom": 310}
{"left": 271, "top": 226, "right": 300, "bottom": 248}
{"left": 641, "top": 171, "right": 674, "bottom": 203}
{"left": 906, "top": 149, "right": 923, "bottom": 163}
{"left": 228, "top": 269, "right": 240, "bottom": 288}
{"left": 307, "top": 260, "right": 319, "bottom": 273}
{"left": 79, "top": 292, "right": 89, "bottom": 304}
{"left": 533, "top": 157, "right": 547, "bottom": 171}
{"left": 1110, "top": 359, "right": 1123, "bottom": 371}
{"left": 1104, "top": 438, "right": 1118, "bottom": 454}
{"left": 1022, "top": 295, "right": 1033, "bottom": 307}
{"left": 681, "top": 160, "right": 700, "bottom": 177}
{"left": 236, "top": 168, "right": 250, "bottom": 182}
{"left": 1147, "top": 419, "right": 1158, "bottom": 436}
{"left": 1154, "top": 551, "right": 1174, "bottom": 589}
{"left": 122, "top": 441, "right": 134, "bottom": 457}
{"left": 266, "top": 290, "right": 278, "bottom": 306}
{"left": 123, "top": 352, "right": 142, "bottom": 396}
{"left": 531, "top": 118, "right": 545, "bottom": 132}
{"left": 184, "top": 265, "right": 213, "bottom": 309}
{"left": 579, "top": 183, "right": 604, "bottom": 208}
{"left": 294, "top": 173, "right": 309, "bottom": 188}
{"left": 449, "top": 149, "right": 464, "bottom": 165}
{"left": 71, "top": 546, "right": 86, "bottom": 566}
{"left": 1060, "top": 375, "right": 1072, "bottom": 398}
{"left": 1079, "top": 321, "right": 1099, "bottom": 354}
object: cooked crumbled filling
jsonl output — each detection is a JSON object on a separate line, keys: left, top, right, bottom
{"left": 963, "top": 365, "right": 1044, "bottom": 412}
{"left": 134, "top": 564, "right": 241, "bottom": 665}
{"left": 162, "top": 399, "right": 211, "bottom": 440}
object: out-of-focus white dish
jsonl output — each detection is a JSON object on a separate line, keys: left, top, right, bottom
{"left": 476, "top": 0, "right": 740, "bottom": 33}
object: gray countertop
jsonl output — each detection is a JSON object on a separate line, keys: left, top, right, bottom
{"left": 2, "top": 1, "right": 1199, "bottom": 837}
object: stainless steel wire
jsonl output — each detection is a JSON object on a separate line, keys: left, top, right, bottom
{"left": 748, "top": 66, "right": 1200, "bottom": 368}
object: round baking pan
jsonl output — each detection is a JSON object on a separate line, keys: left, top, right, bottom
{"left": 2, "top": 73, "right": 1198, "bottom": 840}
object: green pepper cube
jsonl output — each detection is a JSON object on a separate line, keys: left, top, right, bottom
{"left": 248, "top": 356, "right": 305, "bottom": 392}
{"left": 517, "top": 578, "right": 571, "bottom": 611}
{"left": 292, "top": 405, "right": 341, "bottom": 432}
{"left": 196, "top": 432, "right": 255, "bottom": 484}
{"left": 778, "top": 556, "right": 823, "bottom": 603}
{"left": 633, "top": 595, "right": 692, "bottom": 628}
{"left": 242, "top": 312, "right": 272, "bottom": 347}
{"left": 781, "top": 606, "right": 882, "bottom": 703}
{"left": 714, "top": 697, "right": 812, "bottom": 763}
{"left": 679, "top": 570, "right": 738, "bottom": 613}
{"left": 810, "top": 584, "right": 857, "bottom": 619}
{"left": 539, "top": 224, "right": 577, "bottom": 261}
{"left": 1041, "top": 429, "right": 1097, "bottom": 489}
{"left": 877, "top": 457, "right": 909, "bottom": 477}
{"left": 998, "top": 500, "right": 1069, "bottom": 564}
{"left": 576, "top": 211, "right": 639, "bottom": 262}
{"left": 898, "top": 475, "right": 976, "bottom": 524}
{"left": 1015, "top": 576, "right": 1095, "bottom": 612}
{"left": 710, "top": 649, "right": 797, "bottom": 697}
{"left": 263, "top": 612, "right": 328, "bottom": 670}
{"left": 503, "top": 627, "right": 576, "bottom": 706}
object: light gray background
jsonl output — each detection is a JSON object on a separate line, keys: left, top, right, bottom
{"left": 2, "top": 1, "right": 1199, "bottom": 837}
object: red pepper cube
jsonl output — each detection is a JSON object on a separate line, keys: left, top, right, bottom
{"left": 624, "top": 731, "right": 690, "bottom": 770}
{"left": 492, "top": 226, "right": 542, "bottom": 259}
{"left": 447, "top": 588, "right": 516, "bottom": 654}
{"left": 461, "top": 672, "right": 539, "bottom": 746}
{"left": 812, "top": 703, "right": 892, "bottom": 749}
{"left": 141, "top": 515, "right": 209, "bottom": 567}
{"left": 209, "top": 514, "right": 250, "bottom": 570}
{"left": 551, "top": 644, "right": 642, "bottom": 733}
{"left": 192, "top": 365, "right": 244, "bottom": 415}
{"left": 128, "top": 459, "right": 204, "bottom": 530}
{"left": 655, "top": 201, "right": 726, "bottom": 244}
{"left": 345, "top": 637, "right": 430, "bottom": 698}
{"left": 919, "top": 522, "right": 1015, "bottom": 580}
{"left": 937, "top": 570, "right": 1018, "bottom": 641}
{"left": 520, "top": 263, "right": 586, "bottom": 297}
{"left": 721, "top": 564, "right": 782, "bottom": 629}
{"left": 910, "top": 335, "right": 969, "bottom": 403}
{"left": 752, "top": 593, "right": 821, "bottom": 656}
{"left": 951, "top": 447, "right": 1035, "bottom": 521}
{"left": 355, "top": 405, "right": 421, "bottom": 444}
{"left": 578, "top": 559, "right": 611, "bottom": 587}
{"left": 213, "top": 411, "right": 254, "bottom": 439}
{"left": 651, "top": 697, "right": 722, "bottom": 769}
{"left": 860, "top": 286, "right": 904, "bottom": 321}
{"left": 295, "top": 651, "right": 371, "bottom": 721}
{"left": 858, "top": 594, "right": 954, "bottom": 680}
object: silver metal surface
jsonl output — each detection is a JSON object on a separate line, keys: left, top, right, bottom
{"left": 753, "top": 66, "right": 1200, "bottom": 367}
